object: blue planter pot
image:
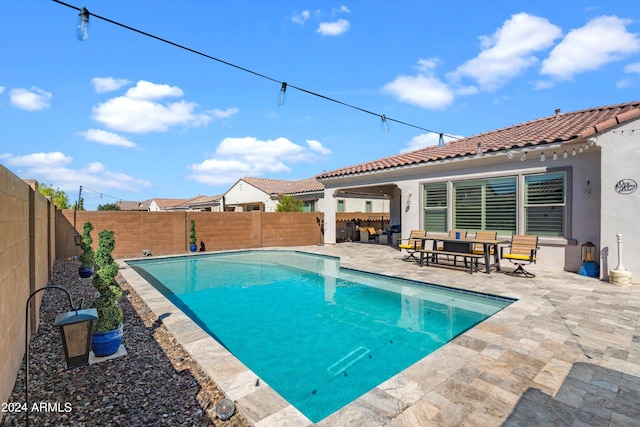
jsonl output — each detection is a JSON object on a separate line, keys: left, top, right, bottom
{"left": 189, "top": 245, "right": 197, "bottom": 252}
{"left": 92, "top": 324, "right": 123, "bottom": 357}
{"left": 78, "top": 266, "right": 93, "bottom": 278}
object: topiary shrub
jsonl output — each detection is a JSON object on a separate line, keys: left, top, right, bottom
{"left": 78, "top": 222, "right": 95, "bottom": 268}
{"left": 90, "top": 230, "right": 123, "bottom": 332}
{"left": 189, "top": 219, "right": 197, "bottom": 247}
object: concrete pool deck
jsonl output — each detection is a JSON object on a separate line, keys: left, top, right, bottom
{"left": 119, "top": 243, "right": 640, "bottom": 426}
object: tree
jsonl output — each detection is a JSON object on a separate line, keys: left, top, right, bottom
{"left": 72, "top": 198, "right": 85, "bottom": 211}
{"left": 276, "top": 195, "right": 303, "bottom": 212}
{"left": 97, "top": 203, "right": 120, "bottom": 211}
{"left": 38, "top": 183, "right": 70, "bottom": 209}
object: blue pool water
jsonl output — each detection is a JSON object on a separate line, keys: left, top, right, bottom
{"left": 127, "top": 251, "right": 513, "bottom": 422}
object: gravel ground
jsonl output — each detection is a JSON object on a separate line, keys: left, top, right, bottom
{"left": 1, "top": 259, "right": 251, "bottom": 427}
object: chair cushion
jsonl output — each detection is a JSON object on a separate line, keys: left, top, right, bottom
{"left": 504, "top": 254, "right": 536, "bottom": 261}
{"left": 399, "top": 243, "right": 420, "bottom": 250}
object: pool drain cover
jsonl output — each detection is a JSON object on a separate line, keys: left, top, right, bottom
{"left": 216, "top": 398, "right": 235, "bottom": 420}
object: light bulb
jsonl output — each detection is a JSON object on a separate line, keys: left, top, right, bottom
{"left": 381, "top": 115, "right": 389, "bottom": 133}
{"left": 579, "top": 146, "right": 583, "bottom": 153}
{"left": 279, "top": 82, "right": 287, "bottom": 106}
{"left": 76, "top": 7, "right": 90, "bottom": 41}
{"left": 572, "top": 148, "right": 577, "bottom": 156}
{"left": 520, "top": 152, "right": 527, "bottom": 162}
{"left": 553, "top": 152, "right": 558, "bottom": 160}
{"left": 506, "top": 149, "right": 514, "bottom": 159}
{"left": 540, "top": 152, "right": 545, "bottom": 161}
{"left": 563, "top": 151, "right": 568, "bottom": 159}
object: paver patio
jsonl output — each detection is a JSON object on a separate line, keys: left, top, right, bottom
{"left": 119, "top": 243, "right": 640, "bottom": 426}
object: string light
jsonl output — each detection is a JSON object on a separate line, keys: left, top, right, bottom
{"left": 381, "top": 115, "right": 389, "bottom": 133}
{"left": 572, "top": 148, "right": 577, "bottom": 156}
{"left": 505, "top": 148, "right": 514, "bottom": 159}
{"left": 540, "top": 152, "right": 545, "bottom": 161}
{"left": 76, "top": 7, "right": 89, "bottom": 40}
{"left": 475, "top": 143, "right": 483, "bottom": 157}
{"left": 563, "top": 150, "right": 568, "bottom": 159}
{"left": 279, "top": 82, "right": 287, "bottom": 106}
{"left": 520, "top": 151, "right": 528, "bottom": 162}
{"left": 552, "top": 152, "right": 558, "bottom": 161}
{"left": 52, "top": 0, "right": 460, "bottom": 139}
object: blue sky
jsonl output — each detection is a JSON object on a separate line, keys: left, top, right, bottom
{"left": 1, "top": 0, "right": 638, "bottom": 209}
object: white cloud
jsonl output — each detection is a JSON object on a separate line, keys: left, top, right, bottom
{"left": 80, "top": 129, "right": 136, "bottom": 148}
{"left": 317, "top": 19, "right": 350, "bottom": 36}
{"left": 1, "top": 151, "right": 151, "bottom": 193}
{"left": 452, "top": 13, "right": 562, "bottom": 90}
{"left": 541, "top": 16, "right": 640, "bottom": 80}
{"left": 382, "top": 73, "right": 454, "bottom": 109}
{"left": 0, "top": 86, "right": 4, "bottom": 94}
{"left": 400, "top": 133, "right": 460, "bottom": 153}
{"left": 332, "top": 5, "right": 351, "bottom": 15}
{"left": 92, "top": 77, "right": 131, "bottom": 93}
{"left": 624, "top": 62, "right": 640, "bottom": 74}
{"left": 292, "top": 10, "right": 310, "bottom": 25}
{"left": 535, "top": 80, "right": 556, "bottom": 90}
{"left": 92, "top": 80, "right": 210, "bottom": 133}
{"left": 9, "top": 87, "right": 52, "bottom": 111}
{"left": 3, "top": 151, "right": 72, "bottom": 167}
{"left": 616, "top": 79, "right": 632, "bottom": 88}
{"left": 125, "top": 80, "right": 183, "bottom": 100}
{"left": 306, "top": 139, "right": 331, "bottom": 155}
{"left": 189, "top": 136, "right": 330, "bottom": 185}
{"left": 210, "top": 107, "right": 239, "bottom": 119}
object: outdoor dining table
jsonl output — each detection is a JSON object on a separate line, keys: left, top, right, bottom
{"left": 421, "top": 236, "right": 510, "bottom": 274}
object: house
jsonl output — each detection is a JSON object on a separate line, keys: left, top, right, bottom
{"left": 115, "top": 199, "right": 152, "bottom": 211}
{"left": 317, "top": 101, "right": 640, "bottom": 280}
{"left": 223, "top": 176, "right": 390, "bottom": 214}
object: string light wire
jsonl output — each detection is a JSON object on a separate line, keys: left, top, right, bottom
{"left": 52, "top": 0, "right": 460, "bottom": 139}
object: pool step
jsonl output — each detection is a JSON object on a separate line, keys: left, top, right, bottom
{"left": 327, "top": 347, "right": 370, "bottom": 376}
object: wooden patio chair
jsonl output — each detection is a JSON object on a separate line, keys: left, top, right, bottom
{"left": 398, "top": 230, "right": 427, "bottom": 262}
{"left": 500, "top": 235, "right": 539, "bottom": 278}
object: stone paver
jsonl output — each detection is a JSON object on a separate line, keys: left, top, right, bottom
{"left": 119, "top": 243, "right": 640, "bottom": 426}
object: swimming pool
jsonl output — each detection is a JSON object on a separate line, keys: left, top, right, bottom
{"left": 127, "top": 250, "right": 513, "bottom": 422}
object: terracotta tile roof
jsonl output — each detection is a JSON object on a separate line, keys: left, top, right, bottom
{"left": 241, "top": 176, "right": 324, "bottom": 195}
{"left": 115, "top": 200, "right": 151, "bottom": 211}
{"left": 318, "top": 101, "right": 640, "bottom": 179}
{"left": 285, "top": 177, "right": 324, "bottom": 194}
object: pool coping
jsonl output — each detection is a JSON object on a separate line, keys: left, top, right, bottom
{"left": 118, "top": 249, "right": 519, "bottom": 426}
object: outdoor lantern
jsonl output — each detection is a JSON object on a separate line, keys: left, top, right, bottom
{"left": 581, "top": 242, "right": 597, "bottom": 263}
{"left": 54, "top": 308, "right": 98, "bottom": 369}
{"left": 74, "top": 233, "right": 82, "bottom": 246}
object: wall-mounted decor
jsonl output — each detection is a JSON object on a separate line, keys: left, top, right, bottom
{"left": 614, "top": 179, "right": 637, "bottom": 195}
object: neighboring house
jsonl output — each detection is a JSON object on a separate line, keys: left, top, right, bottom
{"left": 115, "top": 200, "right": 152, "bottom": 211}
{"left": 317, "top": 101, "right": 640, "bottom": 280}
{"left": 224, "top": 176, "right": 390, "bottom": 213}
{"left": 186, "top": 194, "right": 224, "bottom": 212}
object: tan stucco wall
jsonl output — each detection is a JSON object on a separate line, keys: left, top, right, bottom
{"left": 1, "top": 166, "right": 55, "bottom": 414}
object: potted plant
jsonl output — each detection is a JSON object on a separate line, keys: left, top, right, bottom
{"left": 78, "top": 222, "right": 95, "bottom": 278}
{"left": 90, "top": 230, "right": 124, "bottom": 357}
{"left": 189, "top": 219, "right": 197, "bottom": 252}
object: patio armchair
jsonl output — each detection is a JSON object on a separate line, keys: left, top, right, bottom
{"left": 471, "top": 230, "right": 498, "bottom": 263}
{"left": 398, "top": 230, "right": 427, "bottom": 261}
{"left": 500, "top": 235, "right": 539, "bottom": 278}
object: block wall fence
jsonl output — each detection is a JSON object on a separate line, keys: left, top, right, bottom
{"left": 56, "top": 210, "right": 324, "bottom": 260}
{"left": 1, "top": 166, "right": 56, "bottom": 415}
{"left": 2, "top": 163, "right": 324, "bottom": 412}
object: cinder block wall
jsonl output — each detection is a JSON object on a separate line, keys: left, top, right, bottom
{"left": 0, "top": 167, "right": 55, "bottom": 415}
{"left": 57, "top": 210, "right": 324, "bottom": 259}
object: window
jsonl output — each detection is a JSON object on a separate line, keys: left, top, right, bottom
{"left": 302, "top": 201, "right": 315, "bottom": 212}
{"left": 525, "top": 172, "right": 565, "bottom": 237}
{"left": 453, "top": 177, "right": 516, "bottom": 234}
{"left": 422, "top": 170, "right": 566, "bottom": 237}
{"left": 423, "top": 183, "right": 447, "bottom": 232}
{"left": 337, "top": 199, "right": 345, "bottom": 213}
{"left": 365, "top": 201, "right": 372, "bottom": 213}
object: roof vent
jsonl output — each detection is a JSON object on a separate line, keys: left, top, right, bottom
{"left": 555, "top": 108, "right": 561, "bottom": 118}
